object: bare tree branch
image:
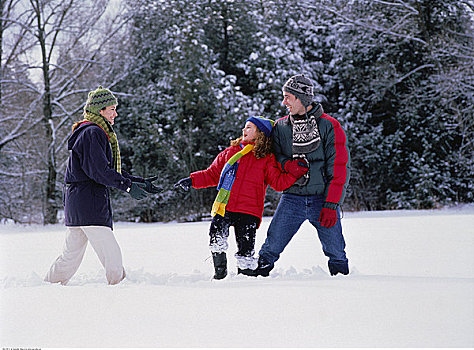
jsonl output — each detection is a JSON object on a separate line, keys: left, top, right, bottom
{"left": 391, "top": 64, "right": 436, "bottom": 86}
{"left": 313, "top": 2, "right": 429, "bottom": 46}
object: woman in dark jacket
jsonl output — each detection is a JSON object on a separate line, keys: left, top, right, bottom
{"left": 45, "top": 86, "right": 158, "bottom": 285}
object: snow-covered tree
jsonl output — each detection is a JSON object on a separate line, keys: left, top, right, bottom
{"left": 2, "top": 0, "right": 472, "bottom": 223}
{"left": 325, "top": 0, "right": 473, "bottom": 209}
{"left": 1, "top": 0, "right": 130, "bottom": 223}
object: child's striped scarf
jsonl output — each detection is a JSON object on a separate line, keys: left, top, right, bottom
{"left": 211, "top": 144, "right": 254, "bottom": 217}
{"left": 83, "top": 111, "right": 121, "bottom": 173}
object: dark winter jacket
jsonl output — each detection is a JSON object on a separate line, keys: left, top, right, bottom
{"left": 273, "top": 103, "right": 351, "bottom": 206}
{"left": 64, "top": 122, "right": 143, "bottom": 229}
{"left": 190, "top": 142, "right": 299, "bottom": 227}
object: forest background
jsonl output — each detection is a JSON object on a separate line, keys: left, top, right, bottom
{"left": 1, "top": 0, "right": 472, "bottom": 224}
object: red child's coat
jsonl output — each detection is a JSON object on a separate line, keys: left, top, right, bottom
{"left": 190, "top": 142, "right": 299, "bottom": 227}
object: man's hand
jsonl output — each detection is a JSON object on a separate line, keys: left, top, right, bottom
{"left": 319, "top": 207, "right": 337, "bottom": 228}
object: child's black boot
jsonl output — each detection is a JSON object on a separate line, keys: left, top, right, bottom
{"left": 237, "top": 268, "right": 258, "bottom": 277}
{"left": 212, "top": 252, "right": 227, "bottom": 280}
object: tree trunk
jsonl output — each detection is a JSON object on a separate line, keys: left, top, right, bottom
{"left": 33, "top": 0, "right": 57, "bottom": 224}
{"left": 0, "top": 0, "right": 4, "bottom": 105}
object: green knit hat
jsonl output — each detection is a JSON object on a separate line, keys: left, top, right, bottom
{"left": 84, "top": 85, "right": 118, "bottom": 115}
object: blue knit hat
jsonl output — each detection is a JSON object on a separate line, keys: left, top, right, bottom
{"left": 246, "top": 116, "right": 275, "bottom": 137}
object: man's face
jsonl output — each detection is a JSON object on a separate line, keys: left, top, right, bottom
{"left": 100, "top": 105, "right": 118, "bottom": 125}
{"left": 282, "top": 92, "right": 305, "bottom": 115}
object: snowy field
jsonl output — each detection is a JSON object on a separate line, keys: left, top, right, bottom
{"left": 1, "top": 206, "right": 473, "bottom": 348}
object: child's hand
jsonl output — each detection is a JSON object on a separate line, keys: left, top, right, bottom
{"left": 174, "top": 177, "right": 192, "bottom": 192}
{"left": 284, "top": 159, "right": 309, "bottom": 179}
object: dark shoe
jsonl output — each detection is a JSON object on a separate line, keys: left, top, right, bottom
{"left": 255, "top": 266, "right": 272, "bottom": 277}
{"left": 328, "top": 261, "right": 349, "bottom": 276}
{"left": 212, "top": 252, "right": 227, "bottom": 280}
{"left": 237, "top": 268, "right": 258, "bottom": 277}
{"left": 255, "top": 256, "right": 274, "bottom": 277}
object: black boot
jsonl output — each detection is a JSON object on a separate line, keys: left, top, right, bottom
{"left": 328, "top": 261, "right": 349, "bottom": 276}
{"left": 212, "top": 252, "right": 227, "bottom": 280}
{"left": 237, "top": 268, "right": 258, "bottom": 277}
{"left": 255, "top": 256, "right": 274, "bottom": 277}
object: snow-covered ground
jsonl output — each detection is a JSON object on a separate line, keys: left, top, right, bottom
{"left": 1, "top": 206, "right": 473, "bottom": 347}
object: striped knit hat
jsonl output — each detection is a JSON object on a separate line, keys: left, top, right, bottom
{"left": 282, "top": 74, "right": 314, "bottom": 108}
{"left": 84, "top": 85, "right": 118, "bottom": 115}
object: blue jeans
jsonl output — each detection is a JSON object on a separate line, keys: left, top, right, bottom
{"left": 259, "top": 194, "right": 348, "bottom": 270}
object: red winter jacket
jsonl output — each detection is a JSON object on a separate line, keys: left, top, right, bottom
{"left": 190, "top": 142, "right": 299, "bottom": 227}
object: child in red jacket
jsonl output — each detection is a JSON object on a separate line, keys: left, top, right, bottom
{"left": 175, "top": 116, "right": 308, "bottom": 279}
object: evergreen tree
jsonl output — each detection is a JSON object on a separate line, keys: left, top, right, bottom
{"left": 329, "top": 0, "right": 473, "bottom": 209}
{"left": 115, "top": 0, "right": 252, "bottom": 221}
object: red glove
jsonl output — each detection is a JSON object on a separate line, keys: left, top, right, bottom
{"left": 284, "top": 159, "right": 309, "bottom": 179}
{"left": 319, "top": 207, "right": 337, "bottom": 228}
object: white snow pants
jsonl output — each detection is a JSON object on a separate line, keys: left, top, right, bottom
{"left": 45, "top": 226, "right": 125, "bottom": 285}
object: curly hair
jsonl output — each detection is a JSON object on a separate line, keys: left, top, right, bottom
{"left": 230, "top": 130, "right": 273, "bottom": 159}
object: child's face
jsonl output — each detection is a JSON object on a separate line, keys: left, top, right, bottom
{"left": 242, "top": 121, "right": 258, "bottom": 142}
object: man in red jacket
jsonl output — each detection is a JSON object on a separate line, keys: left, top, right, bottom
{"left": 256, "top": 74, "right": 351, "bottom": 277}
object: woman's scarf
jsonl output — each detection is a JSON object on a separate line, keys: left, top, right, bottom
{"left": 83, "top": 111, "right": 121, "bottom": 173}
{"left": 211, "top": 144, "right": 254, "bottom": 217}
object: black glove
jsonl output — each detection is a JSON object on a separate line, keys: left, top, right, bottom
{"left": 128, "top": 182, "right": 148, "bottom": 200}
{"left": 143, "top": 176, "right": 163, "bottom": 194}
{"left": 174, "top": 177, "right": 192, "bottom": 192}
